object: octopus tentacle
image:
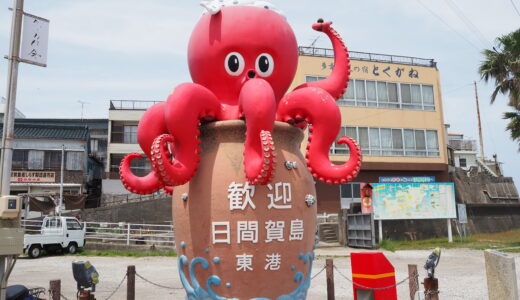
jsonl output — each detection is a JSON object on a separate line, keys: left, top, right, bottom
{"left": 154, "top": 83, "right": 222, "bottom": 186}
{"left": 277, "top": 87, "right": 362, "bottom": 184}
{"left": 239, "top": 78, "right": 277, "bottom": 185}
{"left": 245, "top": 130, "right": 276, "bottom": 185}
{"left": 294, "top": 20, "right": 350, "bottom": 100}
{"left": 119, "top": 153, "right": 165, "bottom": 195}
{"left": 120, "top": 102, "right": 173, "bottom": 194}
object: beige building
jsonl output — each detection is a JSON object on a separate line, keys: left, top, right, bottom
{"left": 103, "top": 100, "right": 159, "bottom": 195}
{"left": 294, "top": 47, "right": 449, "bottom": 213}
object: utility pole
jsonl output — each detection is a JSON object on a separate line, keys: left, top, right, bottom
{"left": 59, "top": 145, "right": 64, "bottom": 216}
{"left": 0, "top": 1, "right": 24, "bottom": 300}
{"left": 474, "top": 81, "right": 485, "bottom": 160}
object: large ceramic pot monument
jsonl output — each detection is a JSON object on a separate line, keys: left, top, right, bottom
{"left": 119, "top": 1, "right": 362, "bottom": 299}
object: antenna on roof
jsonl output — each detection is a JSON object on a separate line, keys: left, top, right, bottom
{"left": 77, "top": 100, "right": 89, "bottom": 120}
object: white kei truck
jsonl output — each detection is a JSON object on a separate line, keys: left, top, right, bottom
{"left": 23, "top": 216, "right": 86, "bottom": 258}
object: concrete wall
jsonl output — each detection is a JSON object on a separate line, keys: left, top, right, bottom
{"left": 102, "top": 179, "right": 130, "bottom": 195}
{"left": 79, "top": 196, "right": 172, "bottom": 224}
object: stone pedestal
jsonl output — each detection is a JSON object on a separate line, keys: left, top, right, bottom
{"left": 484, "top": 249, "right": 519, "bottom": 300}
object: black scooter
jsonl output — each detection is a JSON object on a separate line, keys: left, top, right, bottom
{"left": 6, "top": 285, "right": 45, "bottom": 300}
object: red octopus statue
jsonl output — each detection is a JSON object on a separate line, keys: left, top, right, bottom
{"left": 120, "top": 5, "right": 362, "bottom": 195}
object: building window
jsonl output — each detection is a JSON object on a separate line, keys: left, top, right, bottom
{"left": 66, "top": 152, "right": 84, "bottom": 171}
{"left": 110, "top": 154, "right": 151, "bottom": 177}
{"left": 12, "top": 150, "right": 29, "bottom": 169}
{"left": 331, "top": 126, "right": 440, "bottom": 157}
{"left": 306, "top": 76, "right": 436, "bottom": 111}
{"left": 340, "top": 182, "right": 362, "bottom": 209}
{"left": 90, "top": 139, "right": 99, "bottom": 152}
{"left": 459, "top": 158, "right": 467, "bottom": 168}
{"left": 123, "top": 125, "right": 138, "bottom": 144}
{"left": 111, "top": 122, "right": 138, "bottom": 144}
{"left": 44, "top": 151, "right": 62, "bottom": 169}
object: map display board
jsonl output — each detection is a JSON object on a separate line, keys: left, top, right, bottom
{"left": 373, "top": 183, "right": 456, "bottom": 220}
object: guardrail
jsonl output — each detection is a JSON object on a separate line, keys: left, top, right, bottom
{"left": 21, "top": 220, "right": 175, "bottom": 247}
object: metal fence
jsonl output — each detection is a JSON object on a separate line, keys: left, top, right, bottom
{"left": 109, "top": 100, "right": 162, "bottom": 111}
{"left": 21, "top": 220, "right": 175, "bottom": 247}
{"left": 298, "top": 46, "right": 436, "bottom": 67}
{"left": 84, "top": 221, "right": 174, "bottom": 246}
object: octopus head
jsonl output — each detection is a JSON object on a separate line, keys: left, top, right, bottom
{"left": 188, "top": 5, "right": 298, "bottom": 105}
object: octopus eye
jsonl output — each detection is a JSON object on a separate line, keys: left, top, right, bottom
{"left": 256, "top": 53, "right": 274, "bottom": 77}
{"left": 224, "top": 52, "right": 245, "bottom": 76}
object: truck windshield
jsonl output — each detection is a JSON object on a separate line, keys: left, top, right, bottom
{"left": 66, "top": 219, "right": 82, "bottom": 230}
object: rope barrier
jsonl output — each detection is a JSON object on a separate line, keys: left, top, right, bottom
{"left": 333, "top": 265, "right": 410, "bottom": 291}
{"left": 311, "top": 266, "right": 327, "bottom": 280}
{"left": 105, "top": 273, "right": 127, "bottom": 300}
{"left": 60, "top": 294, "right": 69, "bottom": 300}
{"left": 135, "top": 272, "right": 184, "bottom": 290}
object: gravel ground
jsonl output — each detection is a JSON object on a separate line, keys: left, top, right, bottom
{"left": 8, "top": 248, "right": 520, "bottom": 300}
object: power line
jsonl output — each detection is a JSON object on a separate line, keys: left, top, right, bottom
{"left": 416, "top": 0, "right": 482, "bottom": 52}
{"left": 444, "top": 82, "right": 474, "bottom": 94}
{"left": 510, "top": 0, "right": 520, "bottom": 17}
{"left": 443, "top": 0, "right": 492, "bottom": 48}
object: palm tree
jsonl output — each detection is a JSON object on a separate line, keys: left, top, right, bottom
{"left": 503, "top": 110, "right": 520, "bottom": 150}
{"left": 479, "top": 28, "right": 520, "bottom": 109}
{"left": 479, "top": 28, "right": 520, "bottom": 149}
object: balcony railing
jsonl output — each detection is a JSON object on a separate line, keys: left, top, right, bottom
{"left": 110, "top": 100, "right": 162, "bottom": 111}
{"left": 298, "top": 46, "right": 436, "bottom": 68}
{"left": 448, "top": 139, "right": 477, "bottom": 152}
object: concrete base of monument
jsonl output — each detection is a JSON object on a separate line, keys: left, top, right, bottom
{"left": 172, "top": 121, "right": 318, "bottom": 299}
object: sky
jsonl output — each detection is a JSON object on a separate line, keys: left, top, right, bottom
{"left": 0, "top": 0, "right": 518, "bottom": 185}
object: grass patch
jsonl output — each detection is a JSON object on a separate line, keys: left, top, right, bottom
{"left": 377, "top": 239, "right": 396, "bottom": 252}
{"left": 69, "top": 249, "right": 177, "bottom": 257}
{"left": 377, "top": 228, "right": 520, "bottom": 252}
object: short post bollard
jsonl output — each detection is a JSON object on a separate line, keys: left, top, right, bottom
{"left": 49, "top": 279, "right": 61, "bottom": 300}
{"left": 423, "top": 277, "right": 439, "bottom": 300}
{"left": 326, "top": 259, "right": 335, "bottom": 300}
{"left": 127, "top": 265, "right": 135, "bottom": 300}
{"left": 408, "top": 264, "right": 419, "bottom": 300}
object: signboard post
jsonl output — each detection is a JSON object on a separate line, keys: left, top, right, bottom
{"left": 373, "top": 183, "right": 457, "bottom": 243}
{"left": 457, "top": 204, "right": 468, "bottom": 240}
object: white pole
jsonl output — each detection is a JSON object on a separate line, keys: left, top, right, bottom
{"left": 127, "top": 224, "right": 131, "bottom": 246}
{"left": 447, "top": 219, "right": 453, "bottom": 243}
{"left": 0, "top": 2, "right": 24, "bottom": 300}
{"left": 378, "top": 219, "right": 383, "bottom": 242}
{"left": 59, "top": 145, "right": 64, "bottom": 216}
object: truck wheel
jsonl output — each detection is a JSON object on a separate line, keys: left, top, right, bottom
{"left": 28, "top": 245, "right": 42, "bottom": 258}
{"left": 67, "top": 243, "right": 78, "bottom": 254}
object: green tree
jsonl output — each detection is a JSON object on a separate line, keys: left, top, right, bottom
{"left": 503, "top": 110, "right": 520, "bottom": 150}
{"left": 479, "top": 28, "right": 520, "bottom": 109}
{"left": 479, "top": 28, "right": 520, "bottom": 148}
